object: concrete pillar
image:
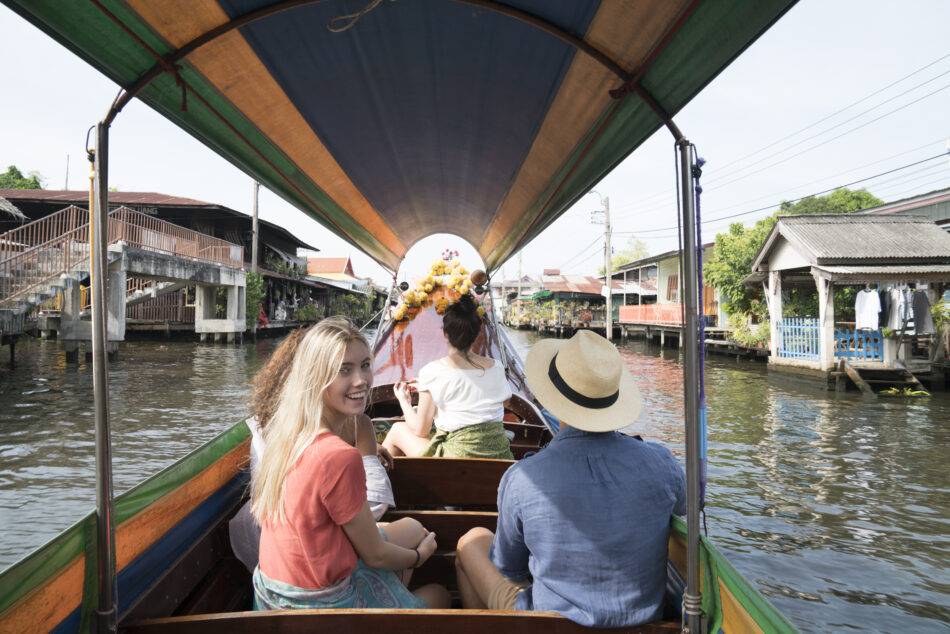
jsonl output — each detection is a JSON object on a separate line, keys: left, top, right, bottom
{"left": 767, "top": 271, "right": 783, "bottom": 359}
{"left": 195, "top": 285, "right": 217, "bottom": 323}
{"left": 815, "top": 273, "right": 835, "bottom": 371}
{"left": 65, "top": 340, "right": 80, "bottom": 364}
{"left": 107, "top": 270, "right": 126, "bottom": 342}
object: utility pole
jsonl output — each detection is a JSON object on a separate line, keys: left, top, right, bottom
{"left": 251, "top": 181, "right": 260, "bottom": 273}
{"left": 589, "top": 191, "right": 613, "bottom": 340}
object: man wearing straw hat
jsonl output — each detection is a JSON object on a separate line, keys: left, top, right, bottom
{"left": 455, "top": 330, "right": 686, "bottom": 627}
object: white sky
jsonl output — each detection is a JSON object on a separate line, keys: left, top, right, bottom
{"left": 2, "top": 1, "right": 949, "bottom": 285}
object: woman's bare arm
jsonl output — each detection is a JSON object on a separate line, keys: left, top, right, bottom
{"left": 394, "top": 382, "right": 437, "bottom": 437}
{"left": 342, "top": 501, "right": 437, "bottom": 569}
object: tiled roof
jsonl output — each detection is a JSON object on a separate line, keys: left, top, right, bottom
{"left": 307, "top": 257, "right": 351, "bottom": 275}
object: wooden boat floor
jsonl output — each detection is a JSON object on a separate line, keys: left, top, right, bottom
{"left": 123, "top": 608, "right": 681, "bottom": 633}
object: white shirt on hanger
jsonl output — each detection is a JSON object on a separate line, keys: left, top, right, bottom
{"left": 855, "top": 288, "right": 881, "bottom": 331}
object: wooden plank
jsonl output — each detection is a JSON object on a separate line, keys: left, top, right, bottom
{"left": 382, "top": 510, "right": 498, "bottom": 550}
{"left": 842, "top": 362, "right": 876, "bottom": 397}
{"left": 123, "top": 610, "right": 682, "bottom": 634}
{"left": 388, "top": 458, "right": 513, "bottom": 508}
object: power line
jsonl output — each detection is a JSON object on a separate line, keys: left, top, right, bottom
{"left": 612, "top": 134, "right": 950, "bottom": 221}
{"left": 555, "top": 234, "right": 602, "bottom": 270}
{"left": 612, "top": 150, "right": 949, "bottom": 234}
{"left": 609, "top": 53, "right": 950, "bottom": 218}
{"left": 706, "top": 82, "right": 950, "bottom": 192}
{"left": 710, "top": 52, "right": 950, "bottom": 176}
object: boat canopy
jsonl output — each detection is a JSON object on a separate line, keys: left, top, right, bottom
{"left": 7, "top": 0, "right": 795, "bottom": 272}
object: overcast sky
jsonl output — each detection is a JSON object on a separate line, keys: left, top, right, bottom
{"left": 2, "top": 1, "right": 949, "bottom": 284}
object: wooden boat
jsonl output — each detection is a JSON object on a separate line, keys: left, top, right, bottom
{"left": 0, "top": 1, "right": 802, "bottom": 632}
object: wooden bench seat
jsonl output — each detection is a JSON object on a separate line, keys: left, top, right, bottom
{"left": 123, "top": 608, "right": 682, "bottom": 634}
{"left": 388, "top": 457, "right": 513, "bottom": 509}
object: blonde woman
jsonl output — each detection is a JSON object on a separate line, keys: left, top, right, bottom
{"left": 252, "top": 317, "right": 450, "bottom": 610}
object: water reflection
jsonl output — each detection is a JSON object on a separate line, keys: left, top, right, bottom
{"left": 2, "top": 329, "right": 948, "bottom": 632}
{"left": 501, "top": 328, "right": 950, "bottom": 634}
{"left": 0, "top": 337, "right": 279, "bottom": 569}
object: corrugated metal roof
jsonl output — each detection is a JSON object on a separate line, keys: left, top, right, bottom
{"left": 754, "top": 214, "right": 950, "bottom": 271}
{"left": 857, "top": 187, "right": 950, "bottom": 215}
{"left": 540, "top": 274, "right": 604, "bottom": 295}
{"left": 0, "top": 188, "right": 214, "bottom": 207}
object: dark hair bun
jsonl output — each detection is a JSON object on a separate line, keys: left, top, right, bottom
{"left": 456, "top": 293, "right": 477, "bottom": 312}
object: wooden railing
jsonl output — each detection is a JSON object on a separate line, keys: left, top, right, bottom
{"left": 618, "top": 303, "right": 684, "bottom": 325}
{"left": 0, "top": 205, "right": 243, "bottom": 308}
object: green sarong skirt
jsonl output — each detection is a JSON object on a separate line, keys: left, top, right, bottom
{"left": 420, "top": 421, "right": 513, "bottom": 459}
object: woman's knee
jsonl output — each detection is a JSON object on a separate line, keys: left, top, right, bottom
{"left": 414, "top": 583, "right": 451, "bottom": 609}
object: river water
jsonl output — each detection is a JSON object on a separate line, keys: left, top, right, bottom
{"left": 1, "top": 331, "right": 948, "bottom": 633}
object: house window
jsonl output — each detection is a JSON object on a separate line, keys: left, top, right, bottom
{"left": 667, "top": 275, "right": 679, "bottom": 302}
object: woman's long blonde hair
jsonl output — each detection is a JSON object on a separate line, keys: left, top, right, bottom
{"left": 251, "top": 317, "right": 370, "bottom": 524}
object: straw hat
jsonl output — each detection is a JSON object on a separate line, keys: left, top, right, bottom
{"left": 524, "top": 330, "right": 640, "bottom": 432}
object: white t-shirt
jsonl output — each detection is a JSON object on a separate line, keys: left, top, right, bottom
{"left": 855, "top": 289, "right": 881, "bottom": 331}
{"left": 416, "top": 358, "right": 512, "bottom": 432}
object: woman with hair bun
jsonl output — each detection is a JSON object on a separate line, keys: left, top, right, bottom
{"left": 383, "top": 294, "right": 514, "bottom": 459}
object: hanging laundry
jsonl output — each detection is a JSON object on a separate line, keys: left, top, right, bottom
{"left": 854, "top": 288, "right": 881, "bottom": 331}
{"left": 885, "top": 287, "right": 907, "bottom": 331}
{"left": 878, "top": 289, "right": 891, "bottom": 327}
{"left": 911, "top": 291, "right": 935, "bottom": 335}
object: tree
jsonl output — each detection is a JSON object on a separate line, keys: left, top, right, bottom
{"left": 597, "top": 237, "right": 649, "bottom": 275}
{"left": 704, "top": 188, "right": 883, "bottom": 321}
{"left": 0, "top": 165, "right": 45, "bottom": 189}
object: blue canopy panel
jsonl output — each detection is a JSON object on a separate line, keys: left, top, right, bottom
{"left": 220, "top": 0, "right": 597, "bottom": 254}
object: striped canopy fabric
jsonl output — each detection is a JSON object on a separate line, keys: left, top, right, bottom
{"left": 6, "top": 0, "right": 796, "bottom": 272}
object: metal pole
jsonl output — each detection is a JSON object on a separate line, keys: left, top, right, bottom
{"left": 604, "top": 196, "right": 612, "bottom": 340}
{"left": 678, "top": 138, "right": 702, "bottom": 634}
{"left": 517, "top": 251, "right": 522, "bottom": 322}
{"left": 93, "top": 122, "right": 117, "bottom": 633}
{"left": 251, "top": 181, "right": 260, "bottom": 273}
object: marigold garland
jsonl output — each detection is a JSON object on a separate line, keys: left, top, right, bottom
{"left": 391, "top": 256, "right": 488, "bottom": 322}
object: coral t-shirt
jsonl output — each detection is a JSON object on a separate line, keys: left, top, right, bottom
{"left": 258, "top": 432, "right": 366, "bottom": 589}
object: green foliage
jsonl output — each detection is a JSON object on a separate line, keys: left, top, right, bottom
{"left": 704, "top": 188, "right": 883, "bottom": 322}
{"left": 292, "top": 302, "right": 318, "bottom": 322}
{"left": 329, "top": 293, "right": 372, "bottom": 322}
{"left": 727, "top": 316, "right": 770, "bottom": 348}
{"left": 597, "top": 237, "right": 650, "bottom": 275}
{"left": 932, "top": 296, "right": 950, "bottom": 331}
{"left": 245, "top": 271, "right": 265, "bottom": 330}
{"left": 0, "top": 165, "right": 44, "bottom": 189}
{"left": 264, "top": 253, "right": 306, "bottom": 279}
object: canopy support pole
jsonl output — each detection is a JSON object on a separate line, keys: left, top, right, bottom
{"left": 92, "top": 121, "right": 118, "bottom": 634}
{"left": 677, "top": 138, "right": 703, "bottom": 634}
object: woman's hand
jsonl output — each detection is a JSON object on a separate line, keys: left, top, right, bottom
{"left": 394, "top": 381, "right": 415, "bottom": 406}
{"left": 377, "top": 445, "right": 394, "bottom": 471}
{"left": 415, "top": 531, "right": 438, "bottom": 567}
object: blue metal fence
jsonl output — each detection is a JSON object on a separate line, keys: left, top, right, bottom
{"left": 834, "top": 328, "right": 883, "bottom": 361}
{"left": 776, "top": 318, "right": 820, "bottom": 360}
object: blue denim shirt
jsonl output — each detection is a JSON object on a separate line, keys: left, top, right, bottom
{"left": 489, "top": 426, "right": 687, "bottom": 627}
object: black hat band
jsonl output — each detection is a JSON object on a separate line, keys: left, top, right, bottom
{"left": 548, "top": 354, "right": 619, "bottom": 409}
